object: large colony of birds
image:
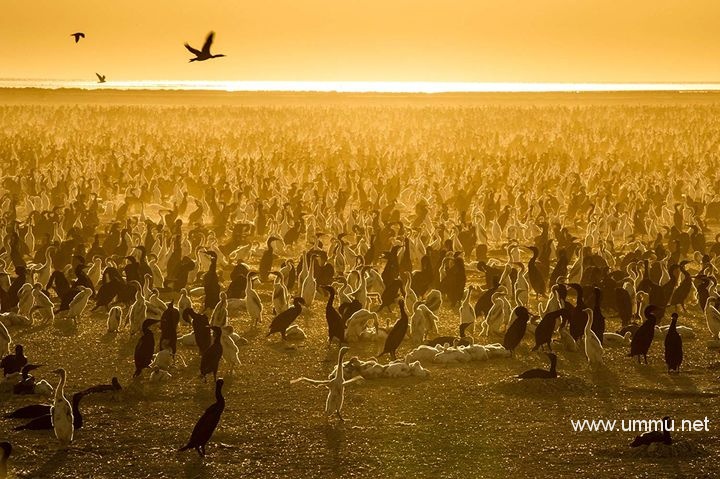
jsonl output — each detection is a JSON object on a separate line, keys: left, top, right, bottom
{"left": 0, "top": 99, "right": 719, "bottom": 477}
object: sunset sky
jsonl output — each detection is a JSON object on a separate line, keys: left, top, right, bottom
{"left": 2, "top": 0, "right": 719, "bottom": 83}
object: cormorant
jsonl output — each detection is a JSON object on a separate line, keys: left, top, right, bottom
{"left": 184, "top": 32, "right": 226, "bottom": 62}
{"left": 179, "top": 379, "right": 225, "bottom": 457}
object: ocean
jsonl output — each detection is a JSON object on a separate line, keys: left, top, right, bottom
{"left": 1, "top": 79, "right": 719, "bottom": 93}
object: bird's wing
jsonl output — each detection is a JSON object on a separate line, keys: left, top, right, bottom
{"left": 343, "top": 376, "right": 364, "bottom": 386}
{"left": 184, "top": 43, "right": 202, "bottom": 56}
{"left": 290, "top": 377, "right": 330, "bottom": 388}
{"left": 201, "top": 32, "right": 215, "bottom": 54}
{"left": 95, "top": 73, "right": 103, "bottom": 81}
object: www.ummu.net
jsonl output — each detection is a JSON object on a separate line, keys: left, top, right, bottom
{"left": 570, "top": 418, "right": 710, "bottom": 432}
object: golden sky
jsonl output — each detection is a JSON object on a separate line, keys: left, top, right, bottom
{"left": 2, "top": 0, "right": 719, "bottom": 83}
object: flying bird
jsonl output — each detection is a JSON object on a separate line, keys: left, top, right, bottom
{"left": 95, "top": 73, "right": 106, "bottom": 84}
{"left": 184, "top": 31, "right": 225, "bottom": 62}
{"left": 71, "top": 32, "right": 85, "bottom": 43}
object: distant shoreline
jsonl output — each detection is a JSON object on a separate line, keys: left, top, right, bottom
{"left": 1, "top": 87, "right": 720, "bottom": 106}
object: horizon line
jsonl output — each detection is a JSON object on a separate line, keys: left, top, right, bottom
{"left": 2, "top": 79, "right": 720, "bottom": 94}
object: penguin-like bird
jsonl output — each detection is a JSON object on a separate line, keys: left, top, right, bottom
{"left": 664, "top": 313, "right": 683, "bottom": 372}
{"left": 134, "top": 319, "right": 160, "bottom": 377}
{"left": 200, "top": 326, "right": 223, "bottom": 382}
{"left": 267, "top": 297, "right": 305, "bottom": 340}
{"left": 629, "top": 305, "right": 658, "bottom": 364}
{"left": 179, "top": 378, "right": 225, "bottom": 457}
{"left": 378, "top": 299, "right": 409, "bottom": 360}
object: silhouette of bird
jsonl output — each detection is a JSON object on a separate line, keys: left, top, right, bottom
{"left": 664, "top": 313, "right": 683, "bottom": 373}
{"left": 184, "top": 32, "right": 225, "bottom": 62}
{"left": 179, "top": 378, "right": 225, "bottom": 457}
{"left": 96, "top": 73, "right": 106, "bottom": 83}
{"left": 71, "top": 32, "right": 85, "bottom": 43}
{"left": 517, "top": 353, "right": 557, "bottom": 379}
{"left": 630, "top": 416, "right": 672, "bottom": 447}
{"left": 629, "top": 305, "right": 658, "bottom": 364}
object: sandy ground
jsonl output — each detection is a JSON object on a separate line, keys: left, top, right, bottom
{"left": 1, "top": 90, "right": 719, "bottom": 478}
{"left": 2, "top": 266, "right": 719, "bottom": 479}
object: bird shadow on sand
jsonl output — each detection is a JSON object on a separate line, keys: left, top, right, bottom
{"left": 632, "top": 361, "right": 672, "bottom": 387}
{"left": 12, "top": 321, "right": 50, "bottom": 338}
{"left": 322, "top": 421, "right": 347, "bottom": 475}
{"left": 589, "top": 363, "right": 621, "bottom": 394}
{"left": 99, "top": 331, "right": 118, "bottom": 344}
{"left": 181, "top": 454, "right": 212, "bottom": 479}
{"left": 32, "top": 448, "right": 70, "bottom": 478}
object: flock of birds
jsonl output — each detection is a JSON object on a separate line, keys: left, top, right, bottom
{"left": 70, "top": 30, "right": 225, "bottom": 84}
{"left": 0, "top": 97, "right": 718, "bottom": 475}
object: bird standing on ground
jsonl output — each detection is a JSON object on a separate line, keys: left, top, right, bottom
{"left": 179, "top": 378, "right": 225, "bottom": 457}
{"left": 664, "top": 313, "right": 683, "bottom": 372}
{"left": 629, "top": 305, "right": 658, "bottom": 364}
{"left": 291, "top": 346, "right": 363, "bottom": 421}
{"left": 51, "top": 368, "right": 74, "bottom": 446}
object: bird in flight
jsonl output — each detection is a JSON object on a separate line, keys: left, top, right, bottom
{"left": 96, "top": 73, "right": 106, "bottom": 84}
{"left": 184, "top": 32, "right": 225, "bottom": 62}
{"left": 71, "top": 32, "right": 85, "bottom": 43}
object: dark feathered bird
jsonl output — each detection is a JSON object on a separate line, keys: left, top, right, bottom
{"left": 70, "top": 32, "right": 85, "bottom": 43}
{"left": 14, "top": 392, "right": 85, "bottom": 430}
{"left": 134, "top": 319, "right": 160, "bottom": 377}
{"left": 179, "top": 379, "right": 225, "bottom": 457}
{"left": 664, "top": 313, "right": 683, "bottom": 372}
{"left": 1, "top": 344, "right": 27, "bottom": 376}
{"left": 525, "top": 246, "right": 546, "bottom": 299}
{"left": 503, "top": 306, "right": 531, "bottom": 355}
{"left": 184, "top": 307, "right": 211, "bottom": 354}
{"left": 567, "top": 284, "right": 588, "bottom": 341}
{"left": 200, "top": 327, "right": 223, "bottom": 381}
{"left": 202, "top": 250, "right": 221, "bottom": 312}
{"left": 517, "top": 353, "right": 557, "bottom": 379}
{"left": 259, "top": 236, "right": 280, "bottom": 282}
{"left": 615, "top": 286, "right": 633, "bottom": 327}
{"left": 378, "top": 299, "right": 409, "bottom": 360}
{"left": 4, "top": 403, "right": 52, "bottom": 419}
{"left": 629, "top": 305, "right": 658, "bottom": 364}
{"left": 96, "top": 73, "right": 106, "bottom": 83}
{"left": 630, "top": 416, "right": 672, "bottom": 447}
{"left": 339, "top": 297, "right": 362, "bottom": 323}
{"left": 82, "top": 377, "right": 122, "bottom": 394}
{"left": 185, "top": 31, "right": 226, "bottom": 62}
{"left": 322, "top": 286, "right": 344, "bottom": 344}
{"left": 268, "top": 297, "right": 305, "bottom": 339}
{"left": 532, "top": 308, "right": 565, "bottom": 352}
{"left": 160, "top": 301, "right": 180, "bottom": 354}
{"left": 12, "top": 364, "right": 42, "bottom": 394}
